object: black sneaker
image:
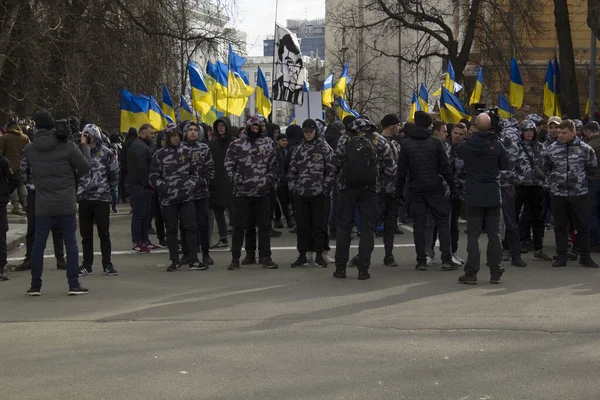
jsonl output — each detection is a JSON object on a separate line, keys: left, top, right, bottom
{"left": 260, "top": 257, "right": 279, "bottom": 269}
{"left": 166, "top": 262, "right": 180, "bottom": 272}
{"left": 291, "top": 255, "right": 308, "bottom": 268}
{"left": 0, "top": 271, "right": 9, "bottom": 281}
{"left": 159, "top": 238, "right": 168, "bottom": 248}
{"left": 77, "top": 265, "right": 93, "bottom": 276}
{"left": 511, "top": 258, "right": 528, "bottom": 267}
{"left": 189, "top": 261, "right": 208, "bottom": 271}
{"left": 56, "top": 257, "right": 66, "bottom": 270}
{"left": 333, "top": 266, "right": 347, "bottom": 279}
{"left": 203, "top": 255, "right": 214, "bottom": 266}
{"left": 441, "top": 263, "right": 455, "bottom": 271}
{"left": 273, "top": 221, "right": 284, "bottom": 229}
{"left": 490, "top": 268, "right": 505, "bottom": 284}
{"left": 347, "top": 258, "right": 358, "bottom": 268}
{"left": 458, "top": 274, "right": 477, "bottom": 285}
{"left": 534, "top": 250, "right": 553, "bottom": 261}
{"left": 315, "top": 253, "right": 328, "bottom": 268}
{"left": 180, "top": 255, "right": 190, "bottom": 265}
{"left": 579, "top": 258, "right": 599, "bottom": 268}
{"left": 227, "top": 259, "right": 240, "bottom": 270}
{"left": 26, "top": 286, "right": 41, "bottom": 296}
{"left": 383, "top": 255, "right": 398, "bottom": 267}
{"left": 103, "top": 264, "right": 119, "bottom": 276}
{"left": 415, "top": 261, "right": 427, "bottom": 271}
{"left": 15, "top": 258, "right": 31, "bottom": 271}
{"left": 567, "top": 252, "right": 579, "bottom": 261}
{"left": 269, "top": 229, "right": 282, "bottom": 238}
{"left": 552, "top": 258, "right": 567, "bottom": 268}
{"left": 357, "top": 270, "right": 371, "bottom": 280}
{"left": 68, "top": 285, "right": 89, "bottom": 296}
{"left": 241, "top": 252, "right": 256, "bottom": 265}
{"left": 210, "top": 240, "right": 230, "bottom": 251}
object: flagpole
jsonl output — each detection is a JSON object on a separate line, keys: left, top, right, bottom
{"left": 306, "top": 86, "right": 311, "bottom": 120}
{"left": 270, "top": 0, "right": 279, "bottom": 123}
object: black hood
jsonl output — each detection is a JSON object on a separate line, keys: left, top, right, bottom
{"left": 466, "top": 131, "right": 492, "bottom": 155}
{"left": 213, "top": 118, "right": 230, "bottom": 139}
{"left": 407, "top": 126, "right": 431, "bottom": 140}
{"left": 286, "top": 124, "right": 303, "bottom": 147}
{"left": 266, "top": 123, "right": 280, "bottom": 139}
{"left": 32, "top": 128, "right": 59, "bottom": 152}
{"left": 325, "top": 121, "right": 344, "bottom": 144}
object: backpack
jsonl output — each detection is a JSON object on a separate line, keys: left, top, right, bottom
{"left": 343, "top": 134, "right": 378, "bottom": 187}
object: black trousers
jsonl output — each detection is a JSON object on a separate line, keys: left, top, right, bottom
{"left": 551, "top": 195, "right": 591, "bottom": 259}
{"left": 411, "top": 192, "right": 451, "bottom": 264}
{"left": 25, "top": 188, "right": 64, "bottom": 260}
{"left": 0, "top": 204, "right": 7, "bottom": 270}
{"left": 163, "top": 202, "right": 197, "bottom": 263}
{"left": 515, "top": 185, "right": 545, "bottom": 250}
{"left": 378, "top": 193, "right": 398, "bottom": 257}
{"left": 153, "top": 191, "right": 165, "bottom": 241}
{"left": 78, "top": 200, "right": 111, "bottom": 267}
{"left": 465, "top": 206, "right": 503, "bottom": 274}
{"left": 180, "top": 198, "right": 210, "bottom": 255}
{"left": 294, "top": 194, "right": 327, "bottom": 254}
{"left": 232, "top": 196, "right": 271, "bottom": 260}
{"left": 450, "top": 198, "right": 461, "bottom": 254}
{"left": 274, "top": 185, "right": 292, "bottom": 223}
{"left": 335, "top": 188, "right": 378, "bottom": 270}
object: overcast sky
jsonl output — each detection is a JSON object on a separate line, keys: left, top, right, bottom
{"left": 237, "top": 0, "right": 325, "bottom": 56}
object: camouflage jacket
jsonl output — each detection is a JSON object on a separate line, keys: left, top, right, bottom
{"left": 542, "top": 137, "right": 598, "bottom": 197}
{"left": 499, "top": 124, "right": 520, "bottom": 188}
{"left": 543, "top": 136, "right": 557, "bottom": 151}
{"left": 287, "top": 137, "right": 335, "bottom": 197}
{"left": 150, "top": 145, "right": 198, "bottom": 206}
{"left": 183, "top": 140, "right": 215, "bottom": 200}
{"left": 333, "top": 132, "right": 396, "bottom": 194}
{"left": 382, "top": 138, "right": 401, "bottom": 194}
{"left": 20, "top": 151, "right": 34, "bottom": 190}
{"left": 449, "top": 143, "right": 465, "bottom": 199}
{"left": 77, "top": 145, "right": 119, "bottom": 202}
{"left": 515, "top": 139, "right": 544, "bottom": 187}
{"left": 224, "top": 135, "right": 277, "bottom": 197}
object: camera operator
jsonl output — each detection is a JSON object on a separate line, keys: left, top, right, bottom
{"left": 456, "top": 112, "right": 509, "bottom": 285}
{"left": 21, "top": 109, "right": 91, "bottom": 296}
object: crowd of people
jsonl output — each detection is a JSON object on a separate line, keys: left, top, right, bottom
{"left": 1, "top": 105, "right": 599, "bottom": 295}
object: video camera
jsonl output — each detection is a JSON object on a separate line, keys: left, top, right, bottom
{"left": 54, "top": 116, "right": 79, "bottom": 142}
{"left": 472, "top": 103, "right": 501, "bottom": 140}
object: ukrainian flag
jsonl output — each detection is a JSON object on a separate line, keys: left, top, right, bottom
{"left": 469, "top": 66, "right": 483, "bottom": 105}
{"left": 256, "top": 66, "right": 272, "bottom": 118}
{"left": 509, "top": 58, "right": 524, "bottom": 109}
{"left": 180, "top": 94, "right": 196, "bottom": 122}
{"left": 120, "top": 88, "right": 136, "bottom": 133}
{"left": 433, "top": 61, "right": 459, "bottom": 96}
{"left": 227, "top": 44, "right": 254, "bottom": 116}
{"left": 418, "top": 83, "right": 429, "bottom": 112}
{"left": 553, "top": 56, "right": 562, "bottom": 116}
{"left": 130, "top": 94, "right": 151, "bottom": 127}
{"left": 333, "top": 62, "right": 351, "bottom": 99}
{"left": 162, "top": 84, "right": 176, "bottom": 122}
{"left": 288, "top": 110, "right": 296, "bottom": 125}
{"left": 188, "top": 61, "right": 213, "bottom": 115}
{"left": 498, "top": 93, "right": 512, "bottom": 119}
{"left": 148, "top": 95, "right": 170, "bottom": 130}
{"left": 543, "top": 61, "right": 556, "bottom": 118}
{"left": 322, "top": 74, "right": 334, "bottom": 108}
{"left": 337, "top": 97, "right": 359, "bottom": 120}
{"left": 207, "top": 61, "right": 229, "bottom": 113}
{"left": 408, "top": 91, "right": 421, "bottom": 122}
{"left": 440, "top": 87, "right": 470, "bottom": 123}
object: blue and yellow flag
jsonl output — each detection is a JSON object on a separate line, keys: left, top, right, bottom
{"left": 337, "top": 97, "right": 359, "bottom": 121}
{"left": 180, "top": 94, "right": 196, "bottom": 122}
{"left": 322, "top": 74, "right": 334, "bottom": 108}
{"left": 256, "top": 66, "right": 272, "bottom": 118}
{"left": 162, "top": 84, "right": 176, "bottom": 122}
{"left": 148, "top": 95, "right": 171, "bottom": 130}
{"left": 418, "top": 83, "right": 429, "bottom": 112}
{"left": 120, "top": 88, "right": 136, "bottom": 133}
{"left": 226, "top": 44, "right": 254, "bottom": 116}
{"left": 333, "top": 62, "right": 351, "bottom": 99}
{"left": 469, "top": 66, "right": 483, "bottom": 105}
{"left": 288, "top": 110, "right": 296, "bottom": 125}
{"left": 498, "top": 93, "right": 512, "bottom": 119}
{"left": 408, "top": 91, "right": 421, "bottom": 122}
{"left": 433, "top": 61, "right": 459, "bottom": 96}
{"left": 188, "top": 61, "right": 213, "bottom": 115}
{"left": 206, "top": 61, "right": 229, "bottom": 113}
{"left": 440, "top": 87, "right": 470, "bottom": 123}
{"left": 543, "top": 61, "right": 556, "bottom": 118}
{"left": 509, "top": 58, "right": 523, "bottom": 109}
{"left": 130, "top": 94, "right": 151, "bottom": 127}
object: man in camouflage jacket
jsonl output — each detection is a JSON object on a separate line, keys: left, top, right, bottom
{"left": 150, "top": 127, "right": 204, "bottom": 272}
{"left": 332, "top": 117, "right": 396, "bottom": 280}
{"left": 180, "top": 121, "right": 215, "bottom": 267}
{"left": 542, "top": 119, "right": 598, "bottom": 268}
{"left": 287, "top": 119, "right": 335, "bottom": 268}
{"left": 77, "top": 124, "right": 120, "bottom": 277}
{"left": 225, "top": 116, "right": 279, "bottom": 270}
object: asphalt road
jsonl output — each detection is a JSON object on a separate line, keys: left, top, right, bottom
{"left": 2, "top": 213, "right": 600, "bottom": 399}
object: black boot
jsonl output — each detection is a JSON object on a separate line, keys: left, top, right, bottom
{"left": 56, "top": 256, "right": 66, "bottom": 270}
{"left": 333, "top": 265, "right": 346, "bottom": 279}
{"left": 357, "top": 270, "right": 371, "bottom": 280}
{"left": 228, "top": 259, "right": 241, "bottom": 270}
{"left": 490, "top": 268, "right": 505, "bottom": 284}
{"left": 458, "top": 273, "right": 477, "bottom": 285}
{"left": 15, "top": 258, "right": 31, "bottom": 271}
{"left": 0, "top": 267, "right": 8, "bottom": 281}
{"left": 241, "top": 251, "right": 256, "bottom": 265}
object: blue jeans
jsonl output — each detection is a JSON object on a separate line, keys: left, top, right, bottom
{"left": 130, "top": 185, "right": 152, "bottom": 244}
{"left": 589, "top": 180, "right": 600, "bottom": 247}
{"left": 31, "top": 214, "right": 79, "bottom": 288}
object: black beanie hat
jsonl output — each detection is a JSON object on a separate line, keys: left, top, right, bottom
{"left": 414, "top": 111, "right": 432, "bottom": 129}
{"left": 381, "top": 113, "right": 401, "bottom": 128}
{"left": 342, "top": 115, "right": 356, "bottom": 130}
{"left": 33, "top": 108, "right": 54, "bottom": 130}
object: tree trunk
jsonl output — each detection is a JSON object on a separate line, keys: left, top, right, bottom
{"left": 588, "top": 0, "right": 600, "bottom": 38}
{"left": 554, "top": 0, "right": 580, "bottom": 118}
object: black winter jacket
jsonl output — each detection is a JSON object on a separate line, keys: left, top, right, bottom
{"left": 397, "top": 127, "right": 455, "bottom": 196}
{"left": 0, "top": 154, "right": 19, "bottom": 206}
{"left": 127, "top": 137, "right": 151, "bottom": 188}
{"left": 456, "top": 131, "right": 509, "bottom": 207}
{"left": 209, "top": 118, "right": 235, "bottom": 209}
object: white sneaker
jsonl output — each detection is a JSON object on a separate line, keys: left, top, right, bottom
{"left": 307, "top": 251, "right": 314, "bottom": 266}
{"left": 452, "top": 253, "right": 464, "bottom": 265}
{"left": 322, "top": 251, "right": 334, "bottom": 264}
{"left": 426, "top": 256, "right": 434, "bottom": 266}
